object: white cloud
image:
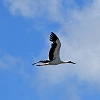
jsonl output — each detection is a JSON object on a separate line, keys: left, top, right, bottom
{"left": 4, "top": 0, "right": 44, "bottom": 17}
{"left": 4, "top": 0, "right": 62, "bottom": 18}
{"left": 33, "top": 0, "right": 100, "bottom": 87}
{"left": 59, "top": 0, "right": 100, "bottom": 84}
{"left": 62, "top": 0, "right": 100, "bottom": 84}
{"left": 3, "top": 0, "right": 78, "bottom": 19}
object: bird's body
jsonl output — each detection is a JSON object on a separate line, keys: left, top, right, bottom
{"left": 32, "top": 32, "right": 76, "bottom": 66}
{"left": 49, "top": 57, "right": 62, "bottom": 65}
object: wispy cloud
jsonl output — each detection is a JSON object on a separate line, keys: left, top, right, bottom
{"left": 0, "top": 54, "right": 22, "bottom": 69}
{"left": 0, "top": 54, "right": 32, "bottom": 80}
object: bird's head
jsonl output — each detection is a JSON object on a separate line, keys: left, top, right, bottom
{"left": 65, "top": 60, "right": 76, "bottom": 64}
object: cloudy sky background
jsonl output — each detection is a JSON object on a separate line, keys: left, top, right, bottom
{"left": 0, "top": 0, "right": 100, "bottom": 100}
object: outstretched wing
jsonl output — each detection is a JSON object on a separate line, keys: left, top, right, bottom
{"left": 49, "top": 32, "right": 61, "bottom": 61}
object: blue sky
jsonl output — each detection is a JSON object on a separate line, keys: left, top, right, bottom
{"left": 1, "top": 0, "right": 100, "bottom": 100}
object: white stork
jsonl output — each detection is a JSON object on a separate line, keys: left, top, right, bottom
{"left": 32, "top": 32, "right": 76, "bottom": 66}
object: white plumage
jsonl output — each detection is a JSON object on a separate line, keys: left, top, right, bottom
{"left": 32, "top": 32, "right": 76, "bottom": 66}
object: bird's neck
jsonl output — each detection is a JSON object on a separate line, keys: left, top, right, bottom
{"left": 60, "top": 61, "right": 67, "bottom": 64}
{"left": 61, "top": 60, "right": 72, "bottom": 64}
{"left": 62, "top": 60, "right": 76, "bottom": 64}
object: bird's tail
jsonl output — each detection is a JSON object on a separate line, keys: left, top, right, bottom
{"left": 32, "top": 62, "right": 40, "bottom": 65}
{"left": 32, "top": 60, "right": 50, "bottom": 66}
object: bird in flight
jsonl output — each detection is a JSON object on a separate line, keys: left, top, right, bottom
{"left": 32, "top": 32, "right": 76, "bottom": 66}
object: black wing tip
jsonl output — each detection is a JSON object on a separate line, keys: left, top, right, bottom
{"left": 51, "top": 32, "right": 55, "bottom": 34}
{"left": 50, "top": 32, "right": 56, "bottom": 36}
{"left": 50, "top": 32, "right": 58, "bottom": 41}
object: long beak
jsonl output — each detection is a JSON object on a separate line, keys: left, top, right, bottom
{"left": 71, "top": 62, "right": 76, "bottom": 64}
